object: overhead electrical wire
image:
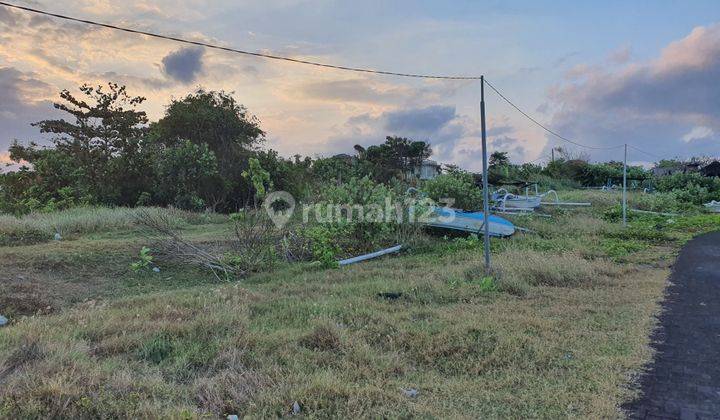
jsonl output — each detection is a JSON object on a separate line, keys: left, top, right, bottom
{"left": 483, "top": 78, "right": 665, "bottom": 160}
{"left": 526, "top": 154, "right": 551, "bottom": 164}
{"left": 483, "top": 78, "right": 623, "bottom": 151}
{"left": 0, "top": 1, "right": 481, "bottom": 80}
{"left": 628, "top": 144, "right": 663, "bottom": 160}
{"left": 1, "top": 1, "right": 665, "bottom": 161}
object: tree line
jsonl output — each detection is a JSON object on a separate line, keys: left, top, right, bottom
{"left": 2, "top": 82, "right": 718, "bottom": 215}
{"left": 0, "top": 83, "right": 432, "bottom": 215}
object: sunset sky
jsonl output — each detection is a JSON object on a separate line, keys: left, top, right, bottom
{"left": 1, "top": 0, "right": 719, "bottom": 171}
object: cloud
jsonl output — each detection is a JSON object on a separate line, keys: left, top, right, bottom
{"left": 161, "top": 47, "right": 205, "bottom": 83}
{"left": 0, "top": 67, "right": 57, "bottom": 154}
{"left": 553, "top": 51, "right": 580, "bottom": 68}
{"left": 296, "top": 78, "right": 467, "bottom": 108}
{"left": 608, "top": 46, "right": 632, "bottom": 64}
{"left": 682, "top": 126, "right": 714, "bottom": 143}
{"left": 0, "top": 152, "right": 12, "bottom": 164}
{"left": 300, "top": 79, "right": 409, "bottom": 104}
{"left": 321, "top": 105, "right": 464, "bottom": 156}
{"left": 546, "top": 23, "right": 720, "bottom": 161}
{"left": 384, "top": 105, "right": 456, "bottom": 133}
{"left": 314, "top": 105, "right": 528, "bottom": 171}
{"left": 0, "top": 5, "right": 18, "bottom": 25}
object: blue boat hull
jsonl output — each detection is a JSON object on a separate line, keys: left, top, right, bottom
{"left": 424, "top": 208, "right": 515, "bottom": 237}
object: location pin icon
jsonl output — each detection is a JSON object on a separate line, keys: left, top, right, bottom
{"left": 263, "top": 191, "right": 296, "bottom": 228}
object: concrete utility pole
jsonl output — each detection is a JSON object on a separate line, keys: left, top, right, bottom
{"left": 480, "top": 76, "right": 491, "bottom": 272}
{"left": 623, "top": 143, "right": 628, "bottom": 227}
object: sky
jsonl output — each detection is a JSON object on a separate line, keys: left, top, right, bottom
{"left": 1, "top": 0, "right": 719, "bottom": 171}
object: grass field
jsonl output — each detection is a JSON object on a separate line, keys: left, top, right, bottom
{"left": 1, "top": 191, "right": 718, "bottom": 418}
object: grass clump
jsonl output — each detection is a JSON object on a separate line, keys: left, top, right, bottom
{"left": 495, "top": 249, "right": 619, "bottom": 288}
{"left": 299, "top": 323, "right": 343, "bottom": 352}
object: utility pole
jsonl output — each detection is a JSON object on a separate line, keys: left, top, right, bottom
{"left": 480, "top": 76, "right": 491, "bottom": 272}
{"left": 623, "top": 143, "right": 627, "bottom": 227}
{"left": 551, "top": 148, "right": 555, "bottom": 163}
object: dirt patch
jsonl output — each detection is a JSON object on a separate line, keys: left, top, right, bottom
{"left": 0, "top": 269, "right": 91, "bottom": 317}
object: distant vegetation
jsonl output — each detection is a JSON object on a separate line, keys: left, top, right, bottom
{"left": 2, "top": 82, "right": 718, "bottom": 217}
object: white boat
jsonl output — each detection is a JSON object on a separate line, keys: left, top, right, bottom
{"left": 704, "top": 201, "right": 720, "bottom": 213}
{"left": 492, "top": 187, "right": 558, "bottom": 211}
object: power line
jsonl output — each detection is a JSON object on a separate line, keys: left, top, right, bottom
{"left": 627, "top": 144, "right": 663, "bottom": 160}
{"left": 0, "top": 1, "right": 482, "bottom": 80}
{"left": 483, "top": 78, "right": 664, "bottom": 160}
{"left": 525, "top": 154, "right": 550, "bottom": 164}
{"left": 483, "top": 78, "right": 623, "bottom": 151}
{"left": 0, "top": 1, "right": 667, "bottom": 162}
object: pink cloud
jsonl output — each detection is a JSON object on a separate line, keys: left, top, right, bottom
{"left": 656, "top": 25, "right": 720, "bottom": 74}
{"left": 545, "top": 23, "right": 720, "bottom": 160}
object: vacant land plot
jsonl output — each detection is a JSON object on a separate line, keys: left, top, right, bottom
{"left": 1, "top": 191, "right": 718, "bottom": 418}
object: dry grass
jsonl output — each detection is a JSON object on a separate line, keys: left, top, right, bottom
{"left": 0, "top": 193, "right": 718, "bottom": 418}
{"left": 0, "top": 206, "right": 226, "bottom": 245}
{"left": 0, "top": 249, "right": 669, "bottom": 418}
{"left": 495, "top": 249, "right": 622, "bottom": 289}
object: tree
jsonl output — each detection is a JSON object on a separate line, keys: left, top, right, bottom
{"left": 255, "top": 150, "right": 313, "bottom": 200}
{"left": 242, "top": 157, "right": 272, "bottom": 207}
{"left": 489, "top": 151, "right": 510, "bottom": 168}
{"left": 8, "top": 83, "right": 150, "bottom": 207}
{"left": 151, "top": 89, "right": 265, "bottom": 209}
{"left": 154, "top": 140, "right": 222, "bottom": 210}
{"left": 362, "top": 136, "right": 432, "bottom": 182}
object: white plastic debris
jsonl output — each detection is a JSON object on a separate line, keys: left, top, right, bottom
{"left": 227, "top": 415, "right": 239, "bottom": 420}
{"left": 0, "top": 315, "right": 8, "bottom": 327}
{"left": 152, "top": 267, "right": 161, "bottom": 273}
{"left": 54, "top": 232, "right": 62, "bottom": 241}
{"left": 292, "top": 401, "right": 301, "bottom": 415}
{"left": 402, "top": 388, "right": 419, "bottom": 398}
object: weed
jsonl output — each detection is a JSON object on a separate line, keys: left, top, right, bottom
{"left": 602, "top": 239, "right": 647, "bottom": 259}
{"left": 138, "top": 334, "right": 174, "bottom": 364}
{"left": 130, "top": 246, "right": 154, "bottom": 271}
{"left": 2, "top": 190, "right": 718, "bottom": 418}
{"left": 477, "top": 276, "right": 497, "bottom": 292}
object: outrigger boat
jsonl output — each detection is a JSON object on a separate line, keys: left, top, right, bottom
{"left": 492, "top": 183, "right": 590, "bottom": 212}
{"left": 704, "top": 201, "right": 720, "bottom": 213}
{"left": 491, "top": 185, "right": 560, "bottom": 211}
{"left": 424, "top": 207, "right": 516, "bottom": 237}
{"left": 406, "top": 187, "right": 516, "bottom": 236}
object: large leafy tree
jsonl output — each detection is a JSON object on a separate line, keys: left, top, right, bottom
{"left": 151, "top": 89, "right": 265, "bottom": 209}
{"left": 154, "top": 140, "right": 222, "bottom": 211}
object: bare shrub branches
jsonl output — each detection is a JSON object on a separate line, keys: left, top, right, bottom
{"left": 135, "top": 209, "right": 240, "bottom": 281}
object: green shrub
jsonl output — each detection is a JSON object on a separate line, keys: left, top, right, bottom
{"left": 602, "top": 238, "right": 647, "bottom": 258}
{"left": 130, "top": 246, "right": 154, "bottom": 271}
{"left": 306, "top": 176, "right": 421, "bottom": 258}
{"left": 421, "top": 171, "right": 482, "bottom": 210}
{"left": 654, "top": 173, "right": 720, "bottom": 205}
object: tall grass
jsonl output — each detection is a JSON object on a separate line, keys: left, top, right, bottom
{"left": 0, "top": 206, "right": 227, "bottom": 245}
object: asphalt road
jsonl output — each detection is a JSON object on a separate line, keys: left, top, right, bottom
{"left": 625, "top": 231, "right": 720, "bottom": 419}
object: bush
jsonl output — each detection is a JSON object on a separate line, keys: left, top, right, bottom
{"left": 298, "top": 176, "right": 423, "bottom": 262}
{"left": 654, "top": 173, "right": 720, "bottom": 205}
{"left": 421, "top": 171, "right": 482, "bottom": 210}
